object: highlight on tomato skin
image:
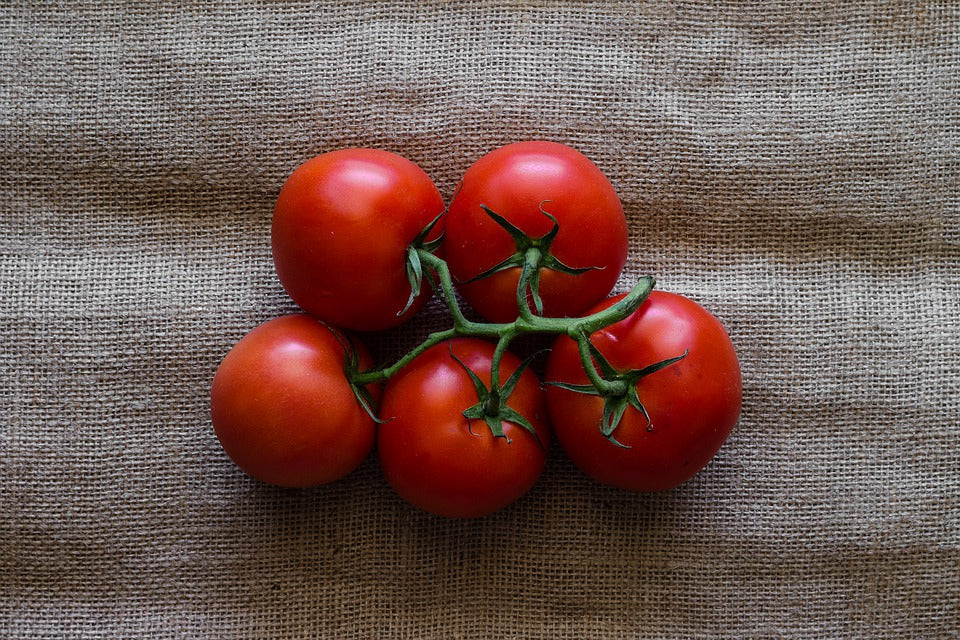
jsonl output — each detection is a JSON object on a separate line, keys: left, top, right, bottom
{"left": 376, "top": 338, "right": 552, "bottom": 519}
{"left": 545, "top": 291, "right": 742, "bottom": 492}
{"left": 443, "top": 140, "right": 629, "bottom": 322}
{"left": 271, "top": 148, "right": 445, "bottom": 332}
{"left": 210, "top": 314, "right": 380, "bottom": 488}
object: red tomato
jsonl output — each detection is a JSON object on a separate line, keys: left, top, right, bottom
{"left": 377, "top": 338, "right": 551, "bottom": 518}
{"left": 210, "top": 314, "right": 379, "bottom": 487}
{"left": 545, "top": 291, "right": 742, "bottom": 491}
{"left": 272, "top": 149, "right": 445, "bottom": 331}
{"left": 444, "top": 141, "right": 628, "bottom": 322}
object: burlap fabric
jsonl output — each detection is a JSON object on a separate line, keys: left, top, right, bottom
{"left": 2, "top": 2, "right": 957, "bottom": 638}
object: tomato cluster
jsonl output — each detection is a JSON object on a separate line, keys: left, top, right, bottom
{"left": 210, "top": 141, "right": 742, "bottom": 518}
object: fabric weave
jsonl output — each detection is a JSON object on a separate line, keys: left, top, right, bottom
{"left": 1, "top": 2, "right": 957, "bottom": 638}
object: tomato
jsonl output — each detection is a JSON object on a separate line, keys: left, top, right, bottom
{"left": 272, "top": 149, "right": 445, "bottom": 331}
{"left": 444, "top": 141, "right": 628, "bottom": 322}
{"left": 377, "top": 338, "right": 551, "bottom": 518}
{"left": 210, "top": 314, "right": 379, "bottom": 487}
{"left": 545, "top": 291, "right": 741, "bottom": 491}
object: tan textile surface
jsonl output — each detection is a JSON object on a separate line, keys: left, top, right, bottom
{"left": 2, "top": 2, "right": 958, "bottom": 638}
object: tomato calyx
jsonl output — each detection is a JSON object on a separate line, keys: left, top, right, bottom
{"left": 449, "top": 345, "right": 545, "bottom": 447}
{"left": 546, "top": 338, "right": 688, "bottom": 447}
{"left": 400, "top": 212, "right": 445, "bottom": 317}
{"left": 465, "top": 203, "right": 601, "bottom": 316}
{"left": 333, "top": 330, "right": 385, "bottom": 425}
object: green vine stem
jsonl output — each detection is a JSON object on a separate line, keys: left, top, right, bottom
{"left": 350, "top": 247, "right": 655, "bottom": 396}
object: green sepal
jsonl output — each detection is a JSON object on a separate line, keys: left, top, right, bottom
{"left": 540, "top": 252, "right": 596, "bottom": 276}
{"left": 628, "top": 349, "right": 689, "bottom": 380}
{"left": 351, "top": 379, "right": 386, "bottom": 425}
{"left": 463, "top": 204, "right": 603, "bottom": 315}
{"left": 448, "top": 345, "right": 544, "bottom": 447}
{"left": 412, "top": 211, "right": 446, "bottom": 252}
{"left": 545, "top": 340, "right": 690, "bottom": 445}
{"left": 448, "top": 348, "right": 488, "bottom": 400}
{"left": 501, "top": 348, "right": 546, "bottom": 398}
{"left": 625, "top": 384, "right": 653, "bottom": 433}
{"left": 462, "top": 252, "right": 524, "bottom": 284}
{"left": 457, "top": 205, "right": 529, "bottom": 285}
{"left": 534, "top": 206, "right": 598, "bottom": 278}
{"left": 600, "top": 395, "right": 631, "bottom": 448}
{"left": 479, "top": 205, "right": 531, "bottom": 251}
{"left": 542, "top": 380, "right": 602, "bottom": 395}
{"left": 497, "top": 405, "right": 540, "bottom": 446}
{"left": 333, "top": 330, "right": 387, "bottom": 425}
{"left": 401, "top": 245, "right": 424, "bottom": 317}
{"left": 585, "top": 337, "right": 620, "bottom": 379}
{"left": 400, "top": 212, "right": 445, "bottom": 317}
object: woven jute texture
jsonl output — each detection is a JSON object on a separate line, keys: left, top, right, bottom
{"left": 2, "top": 2, "right": 958, "bottom": 638}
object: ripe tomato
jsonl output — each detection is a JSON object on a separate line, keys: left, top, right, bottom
{"left": 377, "top": 338, "right": 551, "bottom": 518}
{"left": 210, "top": 314, "right": 379, "bottom": 487}
{"left": 545, "top": 291, "right": 741, "bottom": 491}
{"left": 444, "top": 141, "right": 628, "bottom": 322}
{"left": 272, "top": 149, "right": 445, "bottom": 331}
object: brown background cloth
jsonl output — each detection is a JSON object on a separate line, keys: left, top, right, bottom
{"left": 2, "top": 2, "right": 958, "bottom": 638}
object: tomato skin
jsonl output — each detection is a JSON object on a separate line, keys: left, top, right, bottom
{"left": 377, "top": 338, "right": 551, "bottom": 518}
{"left": 545, "top": 291, "right": 742, "bottom": 491}
{"left": 444, "top": 141, "right": 628, "bottom": 322}
{"left": 272, "top": 149, "right": 445, "bottom": 331}
{"left": 210, "top": 314, "right": 378, "bottom": 488}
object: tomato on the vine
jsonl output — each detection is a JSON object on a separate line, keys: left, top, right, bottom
{"left": 444, "top": 141, "right": 628, "bottom": 322}
{"left": 377, "top": 338, "right": 551, "bottom": 518}
{"left": 272, "top": 148, "right": 445, "bottom": 331}
{"left": 545, "top": 291, "right": 742, "bottom": 491}
{"left": 210, "top": 314, "right": 379, "bottom": 487}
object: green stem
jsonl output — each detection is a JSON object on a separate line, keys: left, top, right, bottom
{"left": 351, "top": 327, "right": 459, "bottom": 385}
{"left": 568, "top": 275, "right": 654, "bottom": 337}
{"left": 418, "top": 250, "right": 476, "bottom": 330}
{"left": 516, "top": 247, "right": 542, "bottom": 322}
{"left": 486, "top": 329, "right": 519, "bottom": 415}
{"left": 350, "top": 248, "right": 655, "bottom": 393}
